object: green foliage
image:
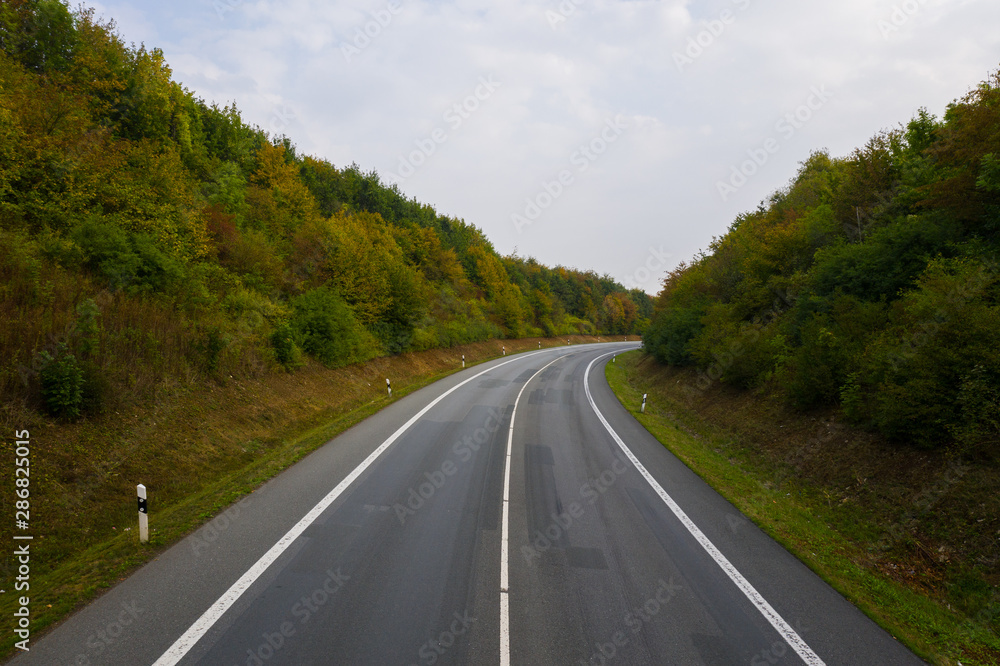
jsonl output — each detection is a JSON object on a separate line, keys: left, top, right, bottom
{"left": 646, "top": 68, "right": 1000, "bottom": 452}
{"left": 841, "top": 259, "right": 999, "bottom": 448}
{"left": 290, "top": 287, "right": 376, "bottom": 367}
{"left": 269, "top": 323, "right": 301, "bottom": 369}
{"left": 71, "top": 218, "right": 184, "bottom": 292}
{"left": 74, "top": 297, "right": 100, "bottom": 357}
{"left": 687, "top": 306, "right": 788, "bottom": 389}
{"left": 1, "top": 0, "right": 79, "bottom": 73}
{"left": 0, "top": 0, "right": 655, "bottom": 425}
{"left": 781, "top": 295, "right": 885, "bottom": 409}
{"left": 643, "top": 304, "right": 704, "bottom": 365}
{"left": 809, "top": 211, "right": 962, "bottom": 302}
{"left": 38, "top": 342, "right": 83, "bottom": 419}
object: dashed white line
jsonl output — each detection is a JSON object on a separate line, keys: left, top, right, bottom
{"left": 153, "top": 350, "right": 552, "bottom": 666}
{"left": 499, "top": 353, "right": 569, "bottom": 666}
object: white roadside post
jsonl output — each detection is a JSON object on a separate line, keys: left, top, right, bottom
{"left": 462, "top": 354, "right": 465, "bottom": 368}
{"left": 386, "top": 378, "right": 392, "bottom": 397}
{"left": 641, "top": 393, "right": 647, "bottom": 413}
{"left": 538, "top": 342, "right": 541, "bottom": 349}
{"left": 502, "top": 345, "right": 506, "bottom": 356}
{"left": 137, "top": 484, "right": 149, "bottom": 543}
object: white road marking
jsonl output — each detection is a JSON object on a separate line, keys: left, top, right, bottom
{"left": 499, "top": 353, "right": 569, "bottom": 666}
{"left": 584, "top": 351, "right": 826, "bottom": 666}
{"left": 153, "top": 350, "right": 553, "bottom": 666}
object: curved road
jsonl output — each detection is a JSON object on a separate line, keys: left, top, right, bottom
{"left": 11, "top": 343, "right": 921, "bottom": 665}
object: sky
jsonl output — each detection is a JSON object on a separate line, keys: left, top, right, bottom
{"left": 88, "top": 0, "right": 999, "bottom": 294}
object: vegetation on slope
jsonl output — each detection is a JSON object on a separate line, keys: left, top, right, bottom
{"left": 640, "top": 67, "right": 1000, "bottom": 662}
{"left": 643, "top": 69, "right": 1000, "bottom": 457}
{"left": 0, "top": 0, "right": 651, "bottom": 425}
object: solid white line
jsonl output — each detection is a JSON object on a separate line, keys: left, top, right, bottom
{"left": 584, "top": 351, "right": 826, "bottom": 666}
{"left": 153, "top": 350, "right": 554, "bottom": 666}
{"left": 499, "top": 353, "right": 568, "bottom": 666}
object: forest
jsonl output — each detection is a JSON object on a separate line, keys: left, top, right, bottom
{"left": 0, "top": 0, "right": 651, "bottom": 421}
{"left": 643, "top": 69, "right": 1000, "bottom": 455}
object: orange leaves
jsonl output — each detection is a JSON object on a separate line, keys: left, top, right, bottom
{"left": 599, "top": 292, "right": 638, "bottom": 335}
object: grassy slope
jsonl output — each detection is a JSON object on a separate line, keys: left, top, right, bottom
{"left": 605, "top": 351, "right": 1000, "bottom": 666}
{"left": 0, "top": 335, "right": 620, "bottom": 659}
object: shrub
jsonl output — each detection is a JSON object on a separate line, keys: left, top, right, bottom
{"left": 193, "top": 326, "right": 228, "bottom": 373}
{"left": 643, "top": 304, "right": 704, "bottom": 365}
{"left": 270, "top": 323, "right": 301, "bottom": 369}
{"left": 809, "top": 211, "right": 962, "bottom": 303}
{"left": 38, "top": 342, "right": 84, "bottom": 419}
{"left": 843, "top": 258, "right": 1000, "bottom": 448}
{"left": 290, "top": 286, "right": 377, "bottom": 367}
{"left": 71, "top": 218, "right": 184, "bottom": 293}
{"left": 685, "top": 304, "right": 789, "bottom": 389}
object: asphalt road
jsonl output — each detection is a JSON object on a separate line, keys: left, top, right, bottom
{"left": 10, "top": 343, "right": 923, "bottom": 665}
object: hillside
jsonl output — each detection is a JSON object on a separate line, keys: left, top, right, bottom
{"left": 0, "top": 0, "right": 651, "bottom": 425}
{"left": 644, "top": 69, "right": 999, "bottom": 455}
{"left": 641, "top": 66, "right": 1000, "bottom": 658}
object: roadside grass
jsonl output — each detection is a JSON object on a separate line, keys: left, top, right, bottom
{"left": 0, "top": 335, "right": 618, "bottom": 660}
{"left": 605, "top": 350, "right": 1000, "bottom": 666}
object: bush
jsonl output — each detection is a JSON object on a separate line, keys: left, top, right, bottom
{"left": 809, "top": 211, "right": 962, "bottom": 303}
{"left": 192, "top": 326, "right": 228, "bottom": 373}
{"left": 270, "top": 323, "right": 302, "bottom": 369}
{"left": 686, "top": 304, "right": 789, "bottom": 389}
{"left": 644, "top": 304, "right": 704, "bottom": 365}
{"left": 38, "top": 342, "right": 84, "bottom": 419}
{"left": 843, "top": 258, "right": 1000, "bottom": 448}
{"left": 290, "top": 286, "right": 377, "bottom": 367}
{"left": 71, "top": 218, "right": 184, "bottom": 293}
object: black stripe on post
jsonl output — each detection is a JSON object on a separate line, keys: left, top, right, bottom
{"left": 138, "top": 497, "right": 148, "bottom": 514}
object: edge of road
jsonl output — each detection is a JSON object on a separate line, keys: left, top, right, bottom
{"left": 7, "top": 341, "right": 635, "bottom": 666}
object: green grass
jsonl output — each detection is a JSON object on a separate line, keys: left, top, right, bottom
{"left": 605, "top": 350, "right": 1000, "bottom": 666}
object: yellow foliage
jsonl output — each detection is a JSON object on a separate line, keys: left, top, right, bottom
{"left": 248, "top": 143, "right": 321, "bottom": 236}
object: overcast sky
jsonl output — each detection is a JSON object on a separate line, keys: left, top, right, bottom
{"left": 88, "top": 0, "right": 998, "bottom": 294}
